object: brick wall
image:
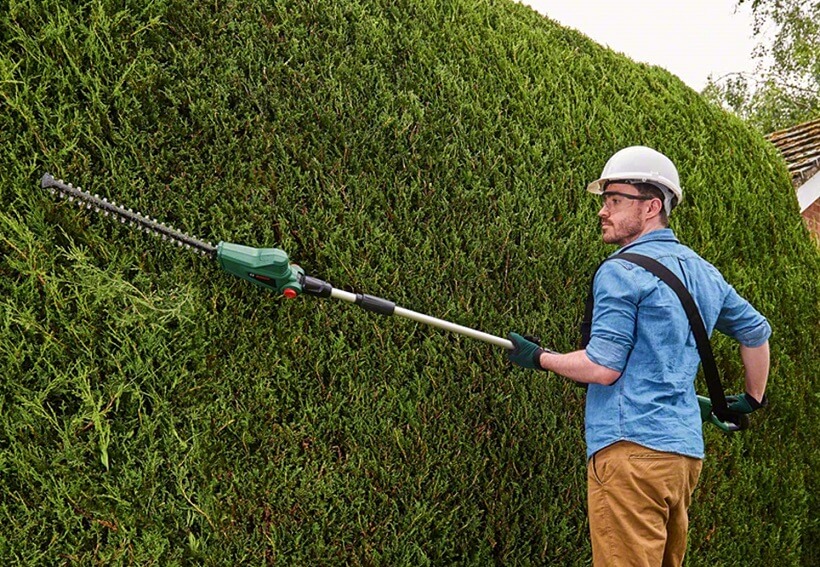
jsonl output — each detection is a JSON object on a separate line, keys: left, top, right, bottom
{"left": 803, "top": 198, "right": 820, "bottom": 244}
{"left": 794, "top": 163, "right": 820, "bottom": 245}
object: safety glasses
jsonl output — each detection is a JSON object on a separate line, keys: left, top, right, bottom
{"left": 599, "top": 190, "right": 655, "bottom": 211}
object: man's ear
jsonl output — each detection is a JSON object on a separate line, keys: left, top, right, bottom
{"left": 646, "top": 197, "right": 664, "bottom": 219}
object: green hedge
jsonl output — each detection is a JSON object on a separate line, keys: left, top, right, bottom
{"left": 1, "top": 0, "right": 817, "bottom": 564}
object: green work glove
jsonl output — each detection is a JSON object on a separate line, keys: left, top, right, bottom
{"left": 508, "top": 332, "right": 550, "bottom": 371}
{"left": 726, "top": 392, "right": 768, "bottom": 414}
{"left": 697, "top": 395, "right": 754, "bottom": 433}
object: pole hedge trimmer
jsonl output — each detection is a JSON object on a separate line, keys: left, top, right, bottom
{"left": 39, "top": 174, "right": 512, "bottom": 350}
{"left": 39, "top": 173, "right": 749, "bottom": 432}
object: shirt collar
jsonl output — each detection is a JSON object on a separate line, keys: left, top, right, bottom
{"left": 612, "top": 228, "right": 679, "bottom": 255}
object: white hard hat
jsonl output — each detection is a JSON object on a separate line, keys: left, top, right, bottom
{"left": 587, "top": 146, "right": 683, "bottom": 215}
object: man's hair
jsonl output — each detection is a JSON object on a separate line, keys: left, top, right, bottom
{"left": 633, "top": 182, "right": 669, "bottom": 226}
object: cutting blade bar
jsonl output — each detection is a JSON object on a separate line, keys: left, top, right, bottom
{"left": 40, "top": 173, "right": 217, "bottom": 257}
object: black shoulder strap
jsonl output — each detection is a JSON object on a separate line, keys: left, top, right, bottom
{"left": 581, "top": 252, "right": 729, "bottom": 418}
{"left": 579, "top": 239, "right": 672, "bottom": 349}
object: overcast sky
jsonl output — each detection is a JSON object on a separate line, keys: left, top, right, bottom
{"left": 519, "top": 0, "right": 759, "bottom": 92}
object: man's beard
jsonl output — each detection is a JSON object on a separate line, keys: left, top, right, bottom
{"left": 602, "top": 214, "right": 644, "bottom": 246}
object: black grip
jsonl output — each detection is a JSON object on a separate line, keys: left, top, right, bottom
{"left": 301, "top": 275, "right": 333, "bottom": 298}
{"left": 355, "top": 294, "right": 395, "bottom": 316}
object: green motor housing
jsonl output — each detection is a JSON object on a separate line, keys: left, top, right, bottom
{"left": 216, "top": 242, "right": 304, "bottom": 297}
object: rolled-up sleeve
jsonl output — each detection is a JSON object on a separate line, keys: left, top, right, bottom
{"left": 715, "top": 284, "right": 772, "bottom": 347}
{"left": 585, "top": 261, "right": 639, "bottom": 372}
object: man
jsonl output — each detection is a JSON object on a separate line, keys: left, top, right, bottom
{"left": 507, "top": 146, "right": 771, "bottom": 567}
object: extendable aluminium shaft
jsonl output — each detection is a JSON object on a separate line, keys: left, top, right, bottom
{"left": 301, "top": 275, "right": 513, "bottom": 349}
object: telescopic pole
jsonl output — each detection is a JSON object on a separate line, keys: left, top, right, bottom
{"left": 300, "top": 275, "right": 514, "bottom": 349}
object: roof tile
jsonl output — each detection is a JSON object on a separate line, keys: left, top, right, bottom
{"left": 765, "top": 118, "right": 820, "bottom": 187}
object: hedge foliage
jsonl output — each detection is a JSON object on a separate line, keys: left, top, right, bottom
{"left": 1, "top": 0, "right": 818, "bottom": 564}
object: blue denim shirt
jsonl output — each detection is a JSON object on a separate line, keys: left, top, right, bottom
{"left": 585, "top": 229, "right": 771, "bottom": 459}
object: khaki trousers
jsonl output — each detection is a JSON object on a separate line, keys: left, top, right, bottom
{"left": 587, "top": 441, "right": 703, "bottom": 567}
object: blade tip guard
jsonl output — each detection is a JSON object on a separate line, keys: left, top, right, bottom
{"left": 41, "top": 173, "right": 56, "bottom": 188}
